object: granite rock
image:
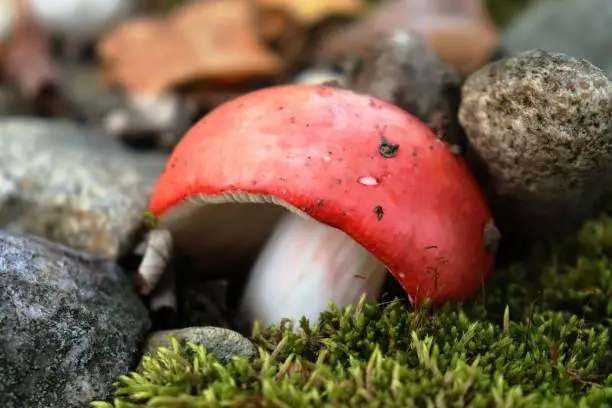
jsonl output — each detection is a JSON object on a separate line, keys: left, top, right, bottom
{"left": 0, "top": 231, "right": 150, "bottom": 408}
{"left": 459, "top": 50, "right": 612, "bottom": 238}
{"left": 0, "top": 118, "right": 167, "bottom": 258}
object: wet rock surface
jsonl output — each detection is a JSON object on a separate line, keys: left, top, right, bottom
{"left": 502, "top": 0, "right": 612, "bottom": 78}
{"left": 0, "top": 118, "right": 167, "bottom": 258}
{"left": 142, "top": 327, "right": 256, "bottom": 365}
{"left": 459, "top": 50, "right": 612, "bottom": 239}
{"left": 0, "top": 231, "right": 150, "bottom": 408}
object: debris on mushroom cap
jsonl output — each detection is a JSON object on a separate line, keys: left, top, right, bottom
{"left": 459, "top": 50, "right": 612, "bottom": 239}
{"left": 342, "top": 29, "right": 465, "bottom": 149}
{"left": 316, "top": 0, "right": 499, "bottom": 76}
{"left": 145, "top": 84, "right": 495, "bottom": 306}
{"left": 97, "top": 0, "right": 285, "bottom": 94}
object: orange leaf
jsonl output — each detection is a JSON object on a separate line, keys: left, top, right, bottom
{"left": 98, "top": 0, "right": 285, "bottom": 93}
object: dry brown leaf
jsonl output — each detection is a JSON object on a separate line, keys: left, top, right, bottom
{"left": 256, "top": 0, "right": 365, "bottom": 27}
{"left": 316, "top": 0, "right": 499, "bottom": 76}
{"left": 98, "top": 0, "right": 285, "bottom": 93}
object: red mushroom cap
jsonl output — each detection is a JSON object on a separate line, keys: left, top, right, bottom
{"left": 149, "top": 84, "right": 496, "bottom": 304}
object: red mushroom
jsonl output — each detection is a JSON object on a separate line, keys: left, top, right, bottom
{"left": 137, "top": 84, "right": 497, "bottom": 326}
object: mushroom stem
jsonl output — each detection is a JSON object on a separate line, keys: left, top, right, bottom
{"left": 239, "top": 211, "right": 388, "bottom": 327}
{"left": 149, "top": 267, "right": 177, "bottom": 313}
{"left": 135, "top": 228, "right": 173, "bottom": 295}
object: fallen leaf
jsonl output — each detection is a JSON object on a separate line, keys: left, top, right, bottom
{"left": 316, "top": 0, "right": 499, "bottom": 76}
{"left": 0, "top": 0, "right": 83, "bottom": 120}
{"left": 256, "top": 0, "right": 365, "bottom": 27}
{"left": 98, "top": 0, "right": 286, "bottom": 93}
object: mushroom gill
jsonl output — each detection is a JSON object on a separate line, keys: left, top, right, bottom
{"left": 141, "top": 193, "right": 388, "bottom": 327}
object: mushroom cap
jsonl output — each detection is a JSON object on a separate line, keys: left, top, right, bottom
{"left": 149, "top": 84, "right": 495, "bottom": 304}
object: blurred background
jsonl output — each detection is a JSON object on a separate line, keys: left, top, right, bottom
{"left": 0, "top": 0, "right": 603, "bottom": 151}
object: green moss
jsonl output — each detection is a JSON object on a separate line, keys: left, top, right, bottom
{"left": 92, "top": 209, "right": 612, "bottom": 407}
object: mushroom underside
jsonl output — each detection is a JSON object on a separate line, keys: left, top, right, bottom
{"left": 141, "top": 192, "right": 391, "bottom": 327}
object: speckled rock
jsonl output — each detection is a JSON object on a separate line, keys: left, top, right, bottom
{"left": 345, "top": 29, "right": 464, "bottom": 148}
{"left": 0, "top": 231, "right": 150, "bottom": 408}
{"left": 0, "top": 119, "right": 167, "bottom": 258}
{"left": 141, "top": 327, "right": 256, "bottom": 365}
{"left": 502, "top": 0, "right": 612, "bottom": 78}
{"left": 459, "top": 50, "right": 612, "bottom": 238}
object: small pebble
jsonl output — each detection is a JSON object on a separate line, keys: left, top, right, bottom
{"left": 459, "top": 50, "right": 612, "bottom": 238}
{"left": 141, "top": 326, "right": 257, "bottom": 366}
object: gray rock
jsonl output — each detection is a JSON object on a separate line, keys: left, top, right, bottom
{"left": 0, "top": 231, "right": 150, "bottom": 408}
{"left": 0, "top": 119, "right": 168, "bottom": 258}
{"left": 459, "top": 50, "right": 612, "bottom": 238}
{"left": 502, "top": 0, "right": 612, "bottom": 77}
{"left": 345, "top": 29, "right": 464, "bottom": 149}
{"left": 142, "top": 327, "right": 256, "bottom": 365}
{"left": 61, "top": 62, "right": 125, "bottom": 123}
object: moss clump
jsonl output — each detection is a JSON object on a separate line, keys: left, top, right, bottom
{"left": 92, "top": 209, "right": 612, "bottom": 407}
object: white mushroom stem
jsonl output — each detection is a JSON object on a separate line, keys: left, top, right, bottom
{"left": 136, "top": 228, "right": 173, "bottom": 295}
{"left": 239, "top": 212, "right": 388, "bottom": 327}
